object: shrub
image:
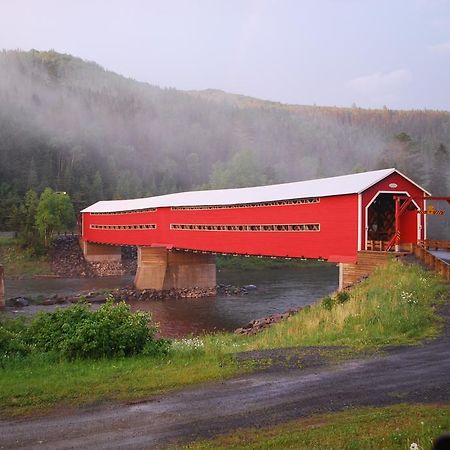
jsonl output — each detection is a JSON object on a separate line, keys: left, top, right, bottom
{"left": 335, "top": 291, "right": 350, "bottom": 304}
{"left": 321, "top": 296, "right": 334, "bottom": 311}
{"left": 142, "top": 338, "right": 171, "bottom": 357}
{"left": 0, "top": 319, "right": 31, "bottom": 361}
{"left": 27, "top": 299, "right": 162, "bottom": 359}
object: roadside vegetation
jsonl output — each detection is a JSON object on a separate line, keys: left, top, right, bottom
{"left": 178, "top": 403, "right": 450, "bottom": 450}
{"left": 0, "top": 260, "right": 447, "bottom": 417}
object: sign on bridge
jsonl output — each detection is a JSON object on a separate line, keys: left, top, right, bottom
{"left": 418, "top": 205, "right": 445, "bottom": 215}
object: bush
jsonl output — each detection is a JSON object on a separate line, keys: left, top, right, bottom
{"left": 321, "top": 296, "right": 334, "bottom": 311}
{"left": 335, "top": 291, "right": 350, "bottom": 304}
{"left": 27, "top": 299, "right": 162, "bottom": 359}
{"left": 0, "top": 319, "right": 31, "bottom": 361}
{"left": 142, "top": 338, "right": 171, "bottom": 357}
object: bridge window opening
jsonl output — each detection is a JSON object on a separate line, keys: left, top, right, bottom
{"left": 170, "top": 223, "right": 320, "bottom": 232}
{"left": 171, "top": 198, "right": 319, "bottom": 211}
{"left": 90, "top": 224, "right": 157, "bottom": 230}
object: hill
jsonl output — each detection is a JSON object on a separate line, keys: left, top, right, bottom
{"left": 0, "top": 50, "right": 449, "bottom": 234}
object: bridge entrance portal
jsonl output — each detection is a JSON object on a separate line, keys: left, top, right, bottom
{"left": 366, "top": 192, "right": 419, "bottom": 251}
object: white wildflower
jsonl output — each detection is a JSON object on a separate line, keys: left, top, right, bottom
{"left": 172, "top": 337, "right": 204, "bottom": 350}
{"left": 401, "top": 291, "right": 418, "bottom": 305}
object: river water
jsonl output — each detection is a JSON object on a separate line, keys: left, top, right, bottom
{"left": 5, "top": 265, "right": 338, "bottom": 337}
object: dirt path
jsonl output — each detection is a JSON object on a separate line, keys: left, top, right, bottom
{"left": 1, "top": 322, "right": 449, "bottom": 450}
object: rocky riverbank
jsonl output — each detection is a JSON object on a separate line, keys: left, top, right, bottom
{"left": 50, "top": 236, "right": 137, "bottom": 278}
{"left": 6, "top": 283, "right": 257, "bottom": 308}
{"left": 234, "top": 307, "right": 304, "bottom": 336}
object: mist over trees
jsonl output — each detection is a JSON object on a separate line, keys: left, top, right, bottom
{"left": 0, "top": 50, "right": 449, "bottom": 235}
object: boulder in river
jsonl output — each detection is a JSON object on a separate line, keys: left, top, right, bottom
{"left": 7, "top": 296, "right": 30, "bottom": 307}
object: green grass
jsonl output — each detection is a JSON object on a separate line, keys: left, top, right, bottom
{"left": 178, "top": 403, "right": 450, "bottom": 450}
{"left": 0, "top": 237, "right": 51, "bottom": 277}
{"left": 0, "top": 260, "right": 448, "bottom": 417}
{"left": 0, "top": 349, "right": 239, "bottom": 416}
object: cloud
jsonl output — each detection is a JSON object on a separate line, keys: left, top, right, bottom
{"left": 347, "top": 69, "right": 412, "bottom": 92}
{"left": 429, "top": 40, "right": 450, "bottom": 53}
{"left": 347, "top": 69, "right": 413, "bottom": 108}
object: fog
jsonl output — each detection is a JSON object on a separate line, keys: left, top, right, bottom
{"left": 0, "top": 49, "right": 448, "bottom": 237}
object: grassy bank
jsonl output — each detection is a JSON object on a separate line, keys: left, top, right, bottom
{"left": 179, "top": 403, "right": 450, "bottom": 450}
{"left": 0, "top": 260, "right": 448, "bottom": 417}
{"left": 0, "top": 237, "right": 50, "bottom": 278}
{"left": 243, "top": 259, "right": 447, "bottom": 350}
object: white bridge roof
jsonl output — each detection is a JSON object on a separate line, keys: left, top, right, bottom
{"left": 82, "top": 168, "right": 422, "bottom": 213}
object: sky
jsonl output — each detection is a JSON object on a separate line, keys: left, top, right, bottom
{"left": 1, "top": 0, "right": 450, "bottom": 110}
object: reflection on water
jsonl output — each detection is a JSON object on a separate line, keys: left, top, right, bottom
{"left": 5, "top": 265, "right": 338, "bottom": 338}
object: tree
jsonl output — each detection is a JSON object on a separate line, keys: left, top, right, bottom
{"left": 18, "top": 189, "right": 40, "bottom": 248}
{"left": 377, "top": 133, "right": 425, "bottom": 183}
{"left": 91, "top": 171, "right": 104, "bottom": 203}
{"left": 427, "top": 144, "right": 450, "bottom": 240}
{"left": 209, "top": 150, "right": 269, "bottom": 189}
{"left": 9, "top": 189, "right": 42, "bottom": 253}
{"left": 428, "top": 143, "right": 449, "bottom": 196}
{"left": 35, "top": 188, "right": 76, "bottom": 247}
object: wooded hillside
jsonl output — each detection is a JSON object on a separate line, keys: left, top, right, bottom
{"left": 0, "top": 50, "right": 448, "bottom": 234}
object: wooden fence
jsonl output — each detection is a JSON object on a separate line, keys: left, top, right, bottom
{"left": 414, "top": 240, "right": 450, "bottom": 282}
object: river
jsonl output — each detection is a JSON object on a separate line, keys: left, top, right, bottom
{"left": 5, "top": 265, "right": 338, "bottom": 337}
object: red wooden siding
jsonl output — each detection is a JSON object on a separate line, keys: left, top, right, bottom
{"left": 82, "top": 194, "right": 359, "bottom": 260}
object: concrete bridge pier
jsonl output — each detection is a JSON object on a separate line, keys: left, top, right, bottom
{"left": 80, "top": 240, "right": 122, "bottom": 262}
{"left": 134, "top": 247, "right": 216, "bottom": 290}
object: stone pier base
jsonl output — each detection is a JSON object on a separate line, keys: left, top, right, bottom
{"left": 80, "top": 240, "right": 122, "bottom": 262}
{"left": 134, "top": 247, "right": 216, "bottom": 290}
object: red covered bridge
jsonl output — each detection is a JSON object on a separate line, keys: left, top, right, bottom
{"left": 81, "top": 168, "right": 431, "bottom": 290}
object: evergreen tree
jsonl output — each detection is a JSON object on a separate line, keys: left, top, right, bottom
{"left": 428, "top": 143, "right": 449, "bottom": 196}
{"left": 209, "top": 150, "right": 268, "bottom": 189}
{"left": 20, "top": 189, "right": 39, "bottom": 246}
{"left": 377, "top": 133, "right": 425, "bottom": 182}
{"left": 91, "top": 171, "right": 104, "bottom": 202}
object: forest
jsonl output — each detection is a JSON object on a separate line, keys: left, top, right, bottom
{"left": 0, "top": 50, "right": 448, "bottom": 236}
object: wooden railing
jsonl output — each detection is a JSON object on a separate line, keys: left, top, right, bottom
{"left": 418, "top": 239, "right": 450, "bottom": 251}
{"left": 414, "top": 240, "right": 450, "bottom": 282}
{"left": 366, "top": 240, "right": 391, "bottom": 251}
